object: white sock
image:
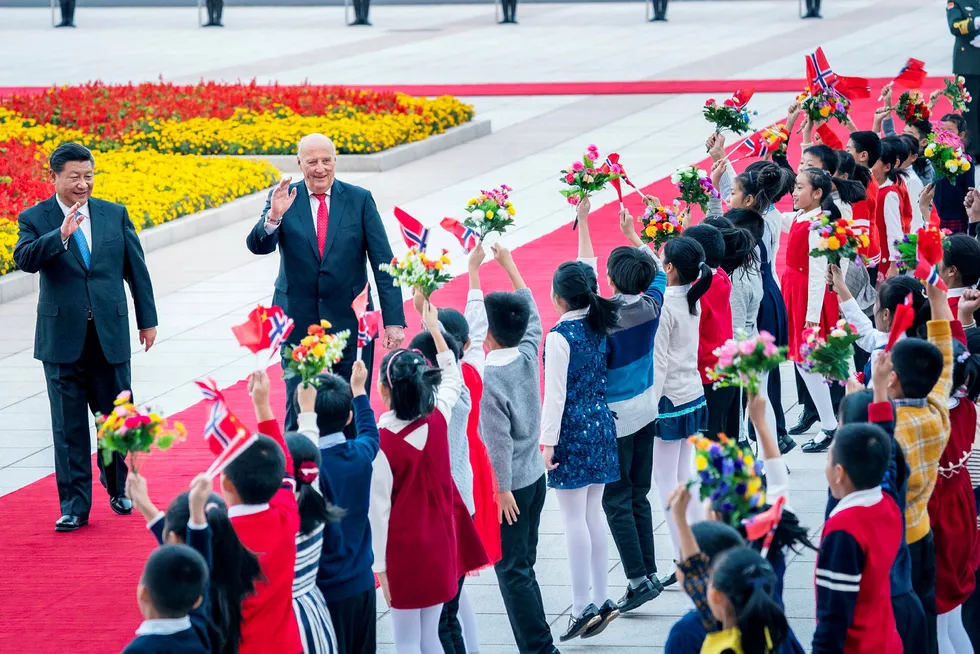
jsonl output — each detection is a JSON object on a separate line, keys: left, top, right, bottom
{"left": 458, "top": 585, "right": 480, "bottom": 654}
{"left": 796, "top": 363, "right": 838, "bottom": 434}
{"left": 556, "top": 485, "right": 609, "bottom": 616}
{"left": 938, "top": 605, "right": 974, "bottom": 654}
{"left": 653, "top": 438, "right": 701, "bottom": 560}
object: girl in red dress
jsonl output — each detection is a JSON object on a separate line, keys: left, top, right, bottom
{"left": 369, "top": 295, "right": 489, "bottom": 654}
{"left": 872, "top": 138, "right": 913, "bottom": 278}
{"left": 780, "top": 169, "right": 842, "bottom": 450}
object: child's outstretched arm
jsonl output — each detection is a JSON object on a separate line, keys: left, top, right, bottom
{"left": 748, "top": 391, "right": 790, "bottom": 504}
{"left": 576, "top": 196, "right": 594, "bottom": 260}
{"left": 926, "top": 281, "right": 955, "bottom": 405}
{"left": 296, "top": 383, "right": 319, "bottom": 446}
{"left": 419, "top": 291, "right": 463, "bottom": 419}
{"left": 464, "top": 243, "right": 489, "bottom": 376}
{"left": 126, "top": 472, "right": 165, "bottom": 541}
{"left": 829, "top": 264, "right": 876, "bottom": 354}
{"left": 493, "top": 242, "right": 526, "bottom": 291}
{"left": 349, "top": 360, "right": 380, "bottom": 460}
{"left": 670, "top": 485, "right": 715, "bottom": 631}
{"left": 619, "top": 206, "right": 644, "bottom": 248}
{"left": 248, "top": 369, "right": 293, "bottom": 473}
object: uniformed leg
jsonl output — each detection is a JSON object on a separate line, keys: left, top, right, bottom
{"left": 57, "top": 0, "right": 75, "bottom": 26}
{"left": 963, "top": 75, "right": 980, "bottom": 161}
{"left": 83, "top": 322, "right": 130, "bottom": 500}
{"left": 213, "top": 0, "right": 223, "bottom": 25}
{"left": 43, "top": 358, "right": 94, "bottom": 517}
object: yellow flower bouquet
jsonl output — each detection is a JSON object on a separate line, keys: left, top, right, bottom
{"left": 380, "top": 247, "right": 453, "bottom": 298}
{"left": 95, "top": 390, "right": 186, "bottom": 472}
{"left": 464, "top": 185, "right": 515, "bottom": 239}
{"left": 284, "top": 320, "right": 351, "bottom": 388}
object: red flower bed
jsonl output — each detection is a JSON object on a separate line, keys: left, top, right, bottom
{"left": 0, "top": 139, "right": 52, "bottom": 221}
{"left": 2, "top": 80, "right": 425, "bottom": 140}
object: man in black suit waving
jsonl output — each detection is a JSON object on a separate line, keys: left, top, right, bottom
{"left": 14, "top": 143, "right": 158, "bottom": 532}
{"left": 246, "top": 133, "right": 406, "bottom": 431}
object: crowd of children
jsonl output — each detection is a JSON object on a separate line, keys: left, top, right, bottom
{"left": 118, "top": 88, "right": 980, "bottom": 654}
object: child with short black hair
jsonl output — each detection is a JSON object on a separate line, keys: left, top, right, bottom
{"left": 479, "top": 245, "right": 556, "bottom": 654}
{"left": 123, "top": 544, "right": 210, "bottom": 654}
{"left": 221, "top": 369, "right": 303, "bottom": 654}
{"left": 814, "top": 423, "right": 903, "bottom": 653}
{"left": 296, "top": 361, "right": 379, "bottom": 654}
{"left": 576, "top": 199, "right": 667, "bottom": 612}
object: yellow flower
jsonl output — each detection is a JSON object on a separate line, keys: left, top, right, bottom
{"left": 747, "top": 477, "right": 762, "bottom": 494}
{"left": 486, "top": 210, "right": 494, "bottom": 219}
{"left": 818, "top": 238, "right": 829, "bottom": 250}
{"left": 827, "top": 236, "right": 840, "bottom": 251}
{"left": 744, "top": 454, "right": 754, "bottom": 467}
{"left": 320, "top": 320, "right": 332, "bottom": 329}
{"left": 924, "top": 146, "right": 936, "bottom": 158}
{"left": 860, "top": 234, "right": 870, "bottom": 247}
{"left": 695, "top": 454, "right": 708, "bottom": 471}
{"left": 312, "top": 344, "right": 327, "bottom": 358}
{"left": 301, "top": 335, "right": 316, "bottom": 347}
{"left": 468, "top": 198, "right": 477, "bottom": 206}
{"left": 819, "top": 106, "right": 831, "bottom": 117}
{"left": 645, "top": 225, "right": 657, "bottom": 237}
{"left": 507, "top": 206, "right": 516, "bottom": 216}
{"left": 962, "top": 160, "right": 972, "bottom": 172}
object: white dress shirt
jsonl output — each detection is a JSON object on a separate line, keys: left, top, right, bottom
{"left": 56, "top": 196, "right": 92, "bottom": 252}
{"left": 134, "top": 616, "right": 193, "bottom": 637}
{"left": 879, "top": 180, "right": 904, "bottom": 266}
{"left": 368, "top": 349, "right": 462, "bottom": 573}
{"left": 264, "top": 188, "right": 331, "bottom": 235}
{"left": 539, "top": 307, "right": 590, "bottom": 447}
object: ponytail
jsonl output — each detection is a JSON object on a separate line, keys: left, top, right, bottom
{"left": 739, "top": 162, "right": 794, "bottom": 211}
{"left": 709, "top": 212, "right": 764, "bottom": 276}
{"left": 663, "top": 237, "right": 713, "bottom": 315}
{"left": 835, "top": 151, "right": 872, "bottom": 190}
{"left": 165, "top": 492, "right": 260, "bottom": 654}
{"left": 379, "top": 349, "right": 442, "bottom": 421}
{"left": 711, "top": 547, "right": 789, "bottom": 654}
{"left": 831, "top": 176, "right": 866, "bottom": 205}
{"left": 285, "top": 433, "right": 344, "bottom": 536}
{"left": 552, "top": 261, "right": 623, "bottom": 334}
{"left": 880, "top": 137, "right": 910, "bottom": 183}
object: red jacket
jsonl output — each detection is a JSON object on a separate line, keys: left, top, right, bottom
{"left": 697, "top": 267, "right": 733, "bottom": 385}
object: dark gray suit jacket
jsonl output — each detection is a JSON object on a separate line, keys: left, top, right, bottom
{"left": 245, "top": 179, "right": 405, "bottom": 348}
{"left": 14, "top": 195, "right": 158, "bottom": 365}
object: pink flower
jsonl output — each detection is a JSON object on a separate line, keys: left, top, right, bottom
{"left": 718, "top": 354, "right": 734, "bottom": 368}
{"left": 571, "top": 161, "right": 584, "bottom": 172}
{"left": 763, "top": 343, "right": 778, "bottom": 357}
{"left": 565, "top": 173, "right": 575, "bottom": 184}
{"left": 587, "top": 144, "right": 598, "bottom": 152}
{"left": 705, "top": 98, "right": 716, "bottom": 106}
{"left": 719, "top": 342, "right": 739, "bottom": 359}
{"left": 567, "top": 195, "right": 580, "bottom": 206}
{"left": 724, "top": 99, "right": 735, "bottom": 107}
{"left": 759, "top": 330, "right": 775, "bottom": 344}
{"left": 738, "top": 340, "right": 755, "bottom": 355}
{"left": 124, "top": 416, "right": 141, "bottom": 429}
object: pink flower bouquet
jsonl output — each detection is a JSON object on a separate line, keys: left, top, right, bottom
{"left": 706, "top": 331, "right": 787, "bottom": 395}
{"left": 799, "top": 321, "right": 861, "bottom": 385}
{"left": 558, "top": 144, "right": 621, "bottom": 225}
{"left": 671, "top": 165, "right": 719, "bottom": 213}
{"left": 943, "top": 76, "right": 973, "bottom": 112}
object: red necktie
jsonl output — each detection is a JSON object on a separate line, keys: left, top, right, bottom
{"left": 313, "top": 193, "right": 329, "bottom": 257}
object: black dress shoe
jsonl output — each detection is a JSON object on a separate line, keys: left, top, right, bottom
{"left": 55, "top": 21, "right": 75, "bottom": 27}
{"left": 788, "top": 410, "right": 818, "bottom": 435}
{"left": 778, "top": 433, "right": 798, "bottom": 455}
{"left": 616, "top": 577, "right": 662, "bottom": 613}
{"left": 659, "top": 571, "right": 677, "bottom": 589}
{"left": 801, "top": 429, "right": 835, "bottom": 453}
{"left": 582, "top": 599, "right": 619, "bottom": 639}
{"left": 109, "top": 496, "right": 133, "bottom": 515}
{"left": 55, "top": 515, "right": 88, "bottom": 531}
{"left": 559, "top": 604, "right": 601, "bottom": 642}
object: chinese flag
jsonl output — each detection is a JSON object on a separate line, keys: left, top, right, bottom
{"left": 232, "top": 306, "right": 270, "bottom": 353}
{"left": 894, "top": 58, "right": 927, "bottom": 89}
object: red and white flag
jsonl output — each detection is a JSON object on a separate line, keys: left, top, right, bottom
{"left": 894, "top": 58, "right": 927, "bottom": 89}
{"left": 806, "top": 47, "right": 840, "bottom": 95}
{"left": 206, "top": 432, "right": 260, "bottom": 480}
{"left": 195, "top": 378, "right": 250, "bottom": 457}
{"left": 732, "top": 88, "right": 755, "bottom": 111}
{"left": 393, "top": 207, "right": 430, "bottom": 251}
{"left": 231, "top": 305, "right": 294, "bottom": 354}
{"left": 351, "top": 283, "right": 382, "bottom": 348}
{"left": 732, "top": 131, "right": 769, "bottom": 161}
{"left": 440, "top": 217, "right": 480, "bottom": 253}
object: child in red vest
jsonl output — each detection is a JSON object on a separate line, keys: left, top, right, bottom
{"left": 814, "top": 423, "right": 903, "bottom": 653}
{"left": 221, "top": 370, "right": 303, "bottom": 654}
{"left": 873, "top": 137, "right": 913, "bottom": 278}
{"left": 370, "top": 294, "right": 489, "bottom": 654}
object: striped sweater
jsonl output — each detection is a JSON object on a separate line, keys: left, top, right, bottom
{"left": 893, "top": 320, "right": 954, "bottom": 545}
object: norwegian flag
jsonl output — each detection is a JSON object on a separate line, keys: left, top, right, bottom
{"left": 357, "top": 311, "right": 382, "bottom": 348}
{"left": 894, "top": 58, "right": 927, "bottom": 89}
{"left": 440, "top": 218, "right": 480, "bottom": 253}
{"left": 393, "top": 207, "right": 430, "bottom": 251}
{"left": 885, "top": 293, "right": 915, "bottom": 352}
{"left": 195, "top": 378, "right": 249, "bottom": 456}
{"left": 806, "top": 47, "right": 840, "bottom": 94}
{"left": 731, "top": 88, "right": 755, "bottom": 111}
{"left": 741, "top": 496, "right": 786, "bottom": 558}
{"left": 206, "top": 432, "right": 260, "bottom": 481}
{"left": 232, "top": 305, "right": 293, "bottom": 354}
{"left": 732, "top": 134, "right": 769, "bottom": 161}
{"left": 267, "top": 308, "right": 294, "bottom": 354}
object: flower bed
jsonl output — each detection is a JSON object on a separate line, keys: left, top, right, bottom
{"left": 0, "top": 82, "right": 475, "bottom": 154}
{"left": 0, "top": 139, "right": 278, "bottom": 275}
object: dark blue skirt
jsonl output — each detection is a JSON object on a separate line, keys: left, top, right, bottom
{"left": 758, "top": 241, "right": 788, "bottom": 347}
{"left": 656, "top": 396, "right": 708, "bottom": 442}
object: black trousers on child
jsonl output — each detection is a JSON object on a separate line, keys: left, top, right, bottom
{"left": 909, "top": 531, "right": 939, "bottom": 654}
{"left": 439, "top": 576, "right": 466, "bottom": 653}
{"left": 703, "top": 384, "right": 739, "bottom": 440}
{"left": 495, "top": 475, "right": 556, "bottom": 654}
{"left": 326, "top": 588, "right": 377, "bottom": 654}
{"left": 602, "top": 422, "right": 657, "bottom": 581}
{"left": 892, "top": 590, "right": 928, "bottom": 654}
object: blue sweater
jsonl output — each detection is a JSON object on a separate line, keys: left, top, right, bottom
{"left": 303, "top": 394, "right": 380, "bottom": 603}
{"left": 605, "top": 268, "right": 666, "bottom": 436}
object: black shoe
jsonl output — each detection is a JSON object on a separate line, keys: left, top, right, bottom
{"left": 616, "top": 577, "right": 662, "bottom": 613}
{"left": 801, "top": 429, "right": 834, "bottom": 453}
{"left": 109, "top": 496, "right": 133, "bottom": 515}
{"left": 582, "top": 599, "right": 619, "bottom": 638}
{"left": 559, "top": 604, "right": 601, "bottom": 642}
{"left": 788, "top": 411, "right": 818, "bottom": 435}
{"left": 55, "top": 514, "right": 88, "bottom": 531}
{"left": 659, "top": 571, "right": 677, "bottom": 589}
{"left": 55, "top": 21, "right": 75, "bottom": 27}
{"left": 778, "top": 433, "right": 798, "bottom": 455}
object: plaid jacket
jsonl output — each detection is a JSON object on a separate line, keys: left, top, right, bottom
{"left": 893, "top": 320, "right": 953, "bottom": 545}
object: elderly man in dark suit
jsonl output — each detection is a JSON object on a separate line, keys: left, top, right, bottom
{"left": 14, "top": 143, "right": 158, "bottom": 532}
{"left": 246, "top": 133, "right": 406, "bottom": 431}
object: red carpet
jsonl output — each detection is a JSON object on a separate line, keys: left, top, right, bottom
{"left": 0, "top": 87, "right": 939, "bottom": 650}
{"left": 0, "top": 77, "right": 951, "bottom": 98}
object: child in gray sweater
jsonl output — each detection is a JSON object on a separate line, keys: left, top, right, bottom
{"left": 479, "top": 244, "right": 557, "bottom": 654}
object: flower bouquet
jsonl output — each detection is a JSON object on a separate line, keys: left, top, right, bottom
{"left": 761, "top": 123, "right": 790, "bottom": 160}
{"left": 558, "top": 144, "right": 621, "bottom": 221}
{"left": 924, "top": 128, "right": 973, "bottom": 183}
{"left": 284, "top": 320, "right": 350, "bottom": 388}
{"left": 639, "top": 201, "right": 683, "bottom": 249}
{"left": 896, "top": 89, "right": 930, "bottom": 124}
{"left": 808, "top": 212, "right": 867, "bottom": 270}
{"left": 799, "top": 321, "right": 861, "bottom": 385}
{"left": 95, "top": 391, "right": 186, "bottom": 472}
{"left": 797, "top": 88, "right": 851, "bottom": 124}
{"left": 942, "top": 76, "right": 973, "bottom": 112}
{"left": 464, "top": 185, "right": 515, "bottom": 239}
{"left": 380, "top": 247, "right": 453, "bottom": 298}
{"left": 706, "top": 331, "right": 787, "bottom": 395}
{"left": 672, "top": 165, "right": 719, "bottom": 213}
{"left": 893, "top": 233, "right": 919, "bottom": 274}
{"left": 689, "top": 433, "right": 766, "bottom": 529}
{"left": 702, "top": 90, "right": 756, "bottom": 135}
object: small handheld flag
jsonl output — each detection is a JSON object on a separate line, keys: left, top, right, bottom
{"left": 195, "top": 378, "right": 250, "bottom": 456}
{"left": 885, "top": 293, "right": 915, "bottom": 352}
{"left": 894, "top": 58, "right": 928, "bottom": 90}
{"left": 206, "top": 432, "right": 260, "bottom": 480}
{"left": 604, "top": 152, "right": 638, "bottom": 207}
{"left": 440, "top": 218, "right": 480, "bottom": 253}
{"left": 732, "top": 134, "right": 769, "bottom": 161}
{"left": 393, "top": 207, "right": 430, "bottom": 251}
{"left": 357, "top": 311, "right": 382, "bottom": 348}
{"left": 806, "top": 47, "right": 840, "bottom": 94}
{"left": 232, "top": 305, "right": 293, "bottom": 355}
{"left": 732, "top": 88, "right": 755, "bottom": 111}
{"left": 741, "top": 495, "right": 786, "bottom": 559}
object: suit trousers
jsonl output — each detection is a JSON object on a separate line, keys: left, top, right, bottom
{"left": 651, "top": 0, "right": 668, "bottom": 18}
{"left": 327, "top": 588, "right": 377, "bottom": 654}
{"left": 500, "top": 0, "right": 517, "bottom": 21}
{"left": 602, "top": 423, "right": 657, "bottom": 581}
{"left": 352, "top": 0, "right": 370, "bottom": 21}
{"left": 282, "top": 337, "right": 374, "bottom": 433}
{"left": 495, "top": 475, "right": 555, "bottom": 654}
{"left": 59, "top": 0, "right": 75, "bottom": 23}
{"left": 42, "top": 321, "right": 130, "bottom": 517}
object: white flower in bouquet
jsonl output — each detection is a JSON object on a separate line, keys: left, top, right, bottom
{"left": 471, "top": 209, "right": 485, "bottom": 222}
{"left": 670, "top": 173, "right": 681, "bottom": 184}
{"left": 697, "top": 168, "right": 708, "bottom": 179}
